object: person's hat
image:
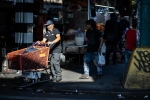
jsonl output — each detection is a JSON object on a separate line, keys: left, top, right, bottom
{"left": 44, "top": 20, "right": 54, "bottom": 26}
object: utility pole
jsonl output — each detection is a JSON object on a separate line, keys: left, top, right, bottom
{"left": 88, "top": 0, "right": 90, "bottom": 20}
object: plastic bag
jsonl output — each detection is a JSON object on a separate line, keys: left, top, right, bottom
{"left": 101, "top": 43, "right": 106, "bottom": 53}
{"left": 98, "top": 53, "right": 106, "bottom": 66}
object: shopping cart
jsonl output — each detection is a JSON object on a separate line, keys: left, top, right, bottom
{"left": 6, "top": 43, "right": 52, "bottom": 88}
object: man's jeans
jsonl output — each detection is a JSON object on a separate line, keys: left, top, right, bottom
{"left": 123, "top": 49, "right": 132, "bottom": 76}
{"left": 83, "top": 52, "right": 102, "bottom": 75}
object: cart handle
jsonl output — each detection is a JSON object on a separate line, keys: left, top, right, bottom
{"left": 32, "top": 42, "right": 47, "bottom": 47}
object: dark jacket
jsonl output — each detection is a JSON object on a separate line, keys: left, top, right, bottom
{"left": 103, "top": 19, "right": 119, "bottom": 42}
{"left": 118, "top": 18, "right": 129, "bottom": 41}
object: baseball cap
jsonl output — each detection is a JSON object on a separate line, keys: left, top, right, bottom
{"left": 44, "top": 20, "right": 54, "bottom": 26}
{"left": 100, "top": 23, "right": 105, "bottom": 26}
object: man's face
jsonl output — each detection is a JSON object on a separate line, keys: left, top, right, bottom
{"left": 96, "top": 23, "right": 101, "bottom": 30}
{"left": 47, "top": 24, "right": 54, "bottom": 30}
{"left": 86, "top": 24, "right": 92, "bottom": 29}
{"left": 101, "top": 26, "right": 105, "bottom": 31}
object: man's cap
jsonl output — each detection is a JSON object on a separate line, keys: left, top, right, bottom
{"left": 44, "top": 20, "right": 54, "bottom": 26}
{"left": 100, "top": 23, "right": 105, "bottom": 26}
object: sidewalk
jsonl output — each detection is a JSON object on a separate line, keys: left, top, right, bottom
{"left": 49, "top": 62, "right": 124, "bottom": 91}
{"left": 0, "top": 61, "right": 126, "bottom": 92}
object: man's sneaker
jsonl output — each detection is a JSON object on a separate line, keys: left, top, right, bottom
{"left": 56, "top": 76, "right": 62, "bottom": 82}
{"left": 51, "top": 77, "right": 56, "bottom": 82}
{"left": 94, "top": 74, "right": 102, "bottom": 79}
{"left": 79, "top": 74, "right": 89, "bottom": 79}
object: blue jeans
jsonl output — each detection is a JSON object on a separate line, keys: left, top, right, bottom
{"left": 124, "top": 49, "right": 132, "bottom": 76}
{"left": 83, "top": 52, "right": 102, "bottom": 75}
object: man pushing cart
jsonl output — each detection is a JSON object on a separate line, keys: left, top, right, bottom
{"left": 36, "top": 20, "right": 62, "bottom": 82}
{"left": 7, "top": 20, "right": 62, "bottom": 87}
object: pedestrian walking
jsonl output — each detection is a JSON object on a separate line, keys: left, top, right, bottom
{"left": 79, "top": 19, "right": 103, "bottom": 79}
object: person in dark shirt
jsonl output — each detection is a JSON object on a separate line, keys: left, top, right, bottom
{"left": 103, "top": 13, "right": 120, "bottom": 65}
{"left": 37, "top": 20, "right": 62, "bottom": 82}
{"left": 79, "top": 19, "right": 103, "bottom": 79}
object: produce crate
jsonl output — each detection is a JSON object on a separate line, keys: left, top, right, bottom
{"left": 7, "top": 46, "right": 50, "bottom": 70}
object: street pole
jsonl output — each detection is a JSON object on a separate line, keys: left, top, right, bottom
{"left": 137, "top": 0, "right": 150, "bottom": 47}
{"left": 88, "top": 0, "right": 90, "bottom": 20}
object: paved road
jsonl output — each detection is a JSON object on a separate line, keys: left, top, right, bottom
{"left": 0, "top": 87, "right": 149, "bottom": 100}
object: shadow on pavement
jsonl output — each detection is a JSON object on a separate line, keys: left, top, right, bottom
{"left": 0, "top": 61, "right": 124, "bottom": 91}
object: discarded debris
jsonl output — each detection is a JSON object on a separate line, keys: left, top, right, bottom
{"left": 144, "top": 95, "right": 148, "bottom": 98}
{"left": 2, "top": 84, "right": 6, "bottom": 87}
{"left": 0, "top": 74, "right": 4, "bottom": 76}
{"left": 26, "top": 88, "right": 34, "bottom": 92}
{"left": 117, "top": 94, "right": 125, "bottom": 99}
{"left": 117, "top": 94, "right": 121, "bottom": 97}
{"left": 36, "top": 89, "right": 43, "bottom": 92}
{"left": 75, "top": 89, "right": 78, "bottom": 92}
{"left": 17, "top": 88, "right": 23, "bottom": 90}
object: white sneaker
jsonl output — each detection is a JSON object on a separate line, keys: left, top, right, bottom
{"left": 79, "top": 74, "right": 89, "bottom": 79}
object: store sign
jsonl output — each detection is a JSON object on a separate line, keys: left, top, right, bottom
{"left": 43, "top": 0, "right": 62, "bottom": 4}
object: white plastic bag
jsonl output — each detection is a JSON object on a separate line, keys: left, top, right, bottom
{"left": 98, "top": 53, "right": 106, "bottom": 66}
{"left": 101, "top": 43, "right": 106, "bottom": 53}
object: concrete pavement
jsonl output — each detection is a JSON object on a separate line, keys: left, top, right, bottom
{"left": 49, "top": 62, "right": 124, "bottom": 91}
{"left": 0, "top": 61, "right": 144, "bottom": 91}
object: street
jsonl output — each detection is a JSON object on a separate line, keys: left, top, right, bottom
{"left": 0, "top": 87, "right": 149, "bottom": 100}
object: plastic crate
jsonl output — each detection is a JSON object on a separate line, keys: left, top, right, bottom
{"left": 7, "top": 46, "right": 50, "bottom": 70}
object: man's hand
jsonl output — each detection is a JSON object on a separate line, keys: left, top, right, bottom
{"left": 47, "top": 41, "right": 54, "bottom": 45}
{"left": 36, "top": 41, "right": 45, "bottom": 44}
{"left": 36, "top": 41, "right": 41, "bottom": 44}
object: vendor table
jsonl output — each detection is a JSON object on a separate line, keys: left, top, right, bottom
{"left": 64, "top": 43, "right": 87, "bottom": 67}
